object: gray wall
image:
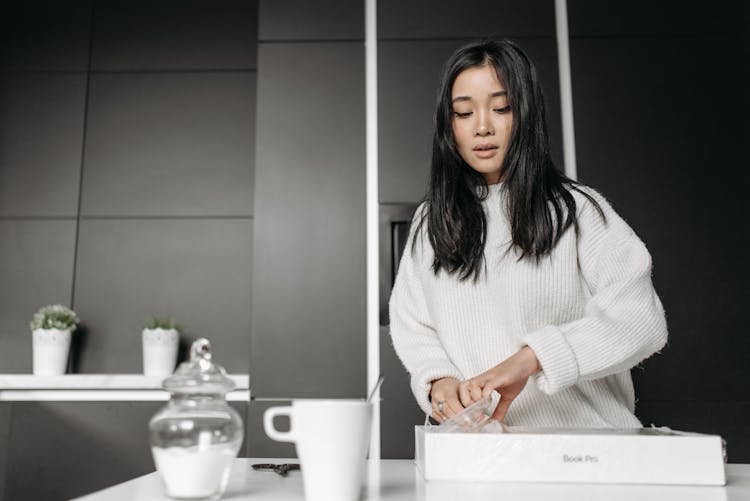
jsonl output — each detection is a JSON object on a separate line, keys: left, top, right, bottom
{"left": 1, "top": 0, "right": 256, "bottom": 499}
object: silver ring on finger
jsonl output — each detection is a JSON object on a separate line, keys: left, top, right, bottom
{"left": 437, "top": 401, "right": 445, "bottom": 414}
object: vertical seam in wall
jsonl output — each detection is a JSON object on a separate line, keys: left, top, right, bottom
{"left": 70, "top": 0, "right": 97, "bottom": 308}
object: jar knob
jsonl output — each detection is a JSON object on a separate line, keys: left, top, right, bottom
{"left": 190, "top": 338, "right": 212, "bottom": 362}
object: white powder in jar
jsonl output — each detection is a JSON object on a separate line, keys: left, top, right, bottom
{"left": 152, "top": 440, "right": 240, "bottom": 499}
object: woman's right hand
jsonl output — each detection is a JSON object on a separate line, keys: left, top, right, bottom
{"left": 429, "top": 377, "right": 465, "bottom": 423}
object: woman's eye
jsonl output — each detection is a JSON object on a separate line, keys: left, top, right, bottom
{"left": 494, "top": 106, "right": 511, "bottom": 114}
{"left": 453, "top": 111, "right": 472, "bottom": 118}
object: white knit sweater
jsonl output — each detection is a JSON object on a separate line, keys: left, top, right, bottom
{"left": 389, "top": 183, "right": 668, "bottom": 428}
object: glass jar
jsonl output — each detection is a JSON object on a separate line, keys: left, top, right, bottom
{"left": 149, "top": 338, "right": 244, "bottom": 499}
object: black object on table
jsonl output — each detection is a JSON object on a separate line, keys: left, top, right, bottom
{"left": 251, "top": 463, "right": 301, "bottom": 477}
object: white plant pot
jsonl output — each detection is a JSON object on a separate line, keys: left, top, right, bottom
{"left": 32, "top": 328, "right": 72, "bottom": 375}
{"left": 142, "top": 328, "right": 179, "bottom": 376}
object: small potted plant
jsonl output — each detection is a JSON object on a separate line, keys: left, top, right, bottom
{"left": 142, "top": 317, "right": 180, "bottom": 376}
{"left": 30, "top": 304, "right": 80, "bottom": 375}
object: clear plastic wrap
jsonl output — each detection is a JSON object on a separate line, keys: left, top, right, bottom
{"left": 432, "top": 396, "right": 507, "bottom": 434}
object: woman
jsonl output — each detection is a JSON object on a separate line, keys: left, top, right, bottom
{"left": 389, "top": 39, "right": 668, "bottom": 427}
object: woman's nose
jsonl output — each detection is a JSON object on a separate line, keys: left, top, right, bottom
{"left": 475, "top": 113, "right": 494, "bottom": 136}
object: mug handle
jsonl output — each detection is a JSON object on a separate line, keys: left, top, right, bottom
{"left": 263, "top": 406, "right": 296, "bottom": 442}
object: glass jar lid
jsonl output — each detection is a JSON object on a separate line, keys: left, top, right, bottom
{"left": 162, "top": 338, "right": 236, "bottom": 394}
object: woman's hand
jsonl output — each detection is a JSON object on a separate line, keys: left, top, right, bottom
{"left": 462, "top": 346, "right": 541, "bottom": 422}
{"left": 429, "top": 377, "right": 465, "bottom": 423}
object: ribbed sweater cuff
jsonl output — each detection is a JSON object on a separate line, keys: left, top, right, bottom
{"left": 412, "top": 365, "right": 464, "bottom": 415}
{"left": 523, "top": 325, "right": 579, "bottom": 394}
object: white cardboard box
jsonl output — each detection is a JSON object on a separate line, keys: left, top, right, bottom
{"left": 415, "top": 425, "right": 726, "bottom": 485}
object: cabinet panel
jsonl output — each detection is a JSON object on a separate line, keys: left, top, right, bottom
{"left": 252, "top": 43, "right": 366, "bottom": 398}
{"left": 572, "top": 37, "right": 747, "bottom": 402}
{"left": 92, "top": 0, "right": 257, "bottom": 70}
{"left": 568, "top": 0, "right": 744, "bottom": 37}
{"left": 0, "top": 0, "right": 92, "bottom": 71}
{"left": 73, "top": 219, "right": 252, "bottom": 373}
{"left": 0, "top": 73, "right": 86, "bottom": 217}
{"left": 378, "top": 0, "right": 555, "bottom": 40}
{"left": 259, "top": 0, "right": 362, "bottom": 41}
{"left": 81, "top": 72, "right": 255, "bottom": 217}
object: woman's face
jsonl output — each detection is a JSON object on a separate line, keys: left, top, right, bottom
{"left": 451, "top": 64, "right": 513, "bottom": 184}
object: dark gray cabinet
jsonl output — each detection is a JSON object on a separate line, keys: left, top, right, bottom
{"left": 259, "top": 0, "right": 363, "bottom": 41}
{"left": 81, "top": 72, "right": 255, "bottom": 217}
{"left": 251, "top": 42, "right": 367, "bottom": 399}
{"left": 0, "top": 0, "right": 92, "bottom": 71}
{"left": 571, "top": 30, "right": 749, "bottom": 460}
{"left": 0, "top": 73, "right": 86, "bottom": 217}
{"left": 91, "top": 0, "right": 258, "bottom": 71}
{"left": 378, "top": 0, "right": 555, "bottom": 40}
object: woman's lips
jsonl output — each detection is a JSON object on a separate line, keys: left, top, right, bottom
{"left": 473, "top": 144, "right": 498, "bottom": 159}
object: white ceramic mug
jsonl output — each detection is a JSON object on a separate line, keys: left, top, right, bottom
{"left": 264, "top": 399, "right": 372, "bottom": 501}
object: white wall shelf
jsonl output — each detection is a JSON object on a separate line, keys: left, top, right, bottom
{"left": 0, "top": 374, "right": 250, "bottom": 401}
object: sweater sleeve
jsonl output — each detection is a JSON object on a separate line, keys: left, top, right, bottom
{"left": 388, "top": 210, "right": 463, "bottom": 415}
{"left": 522, "top": 189, "right": 668, "bottom": 394}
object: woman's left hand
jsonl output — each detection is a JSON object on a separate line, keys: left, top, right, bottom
{"left": 462, "top": 346, "right": 541, "bottom": 422}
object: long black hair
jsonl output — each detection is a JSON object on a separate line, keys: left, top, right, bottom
{"left": 414, "top": 39, "right": 603, "bottom": 281}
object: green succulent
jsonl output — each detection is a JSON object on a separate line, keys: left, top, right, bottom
{"left": 144, "top": 317, "right": 180, "bottom": 331}
{"left": 30, "top": 304, "right": 80, "bottom": 331}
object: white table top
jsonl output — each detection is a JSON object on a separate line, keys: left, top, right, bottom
{"left": 75, "top": 458, "right": 750, "bottom": 501}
